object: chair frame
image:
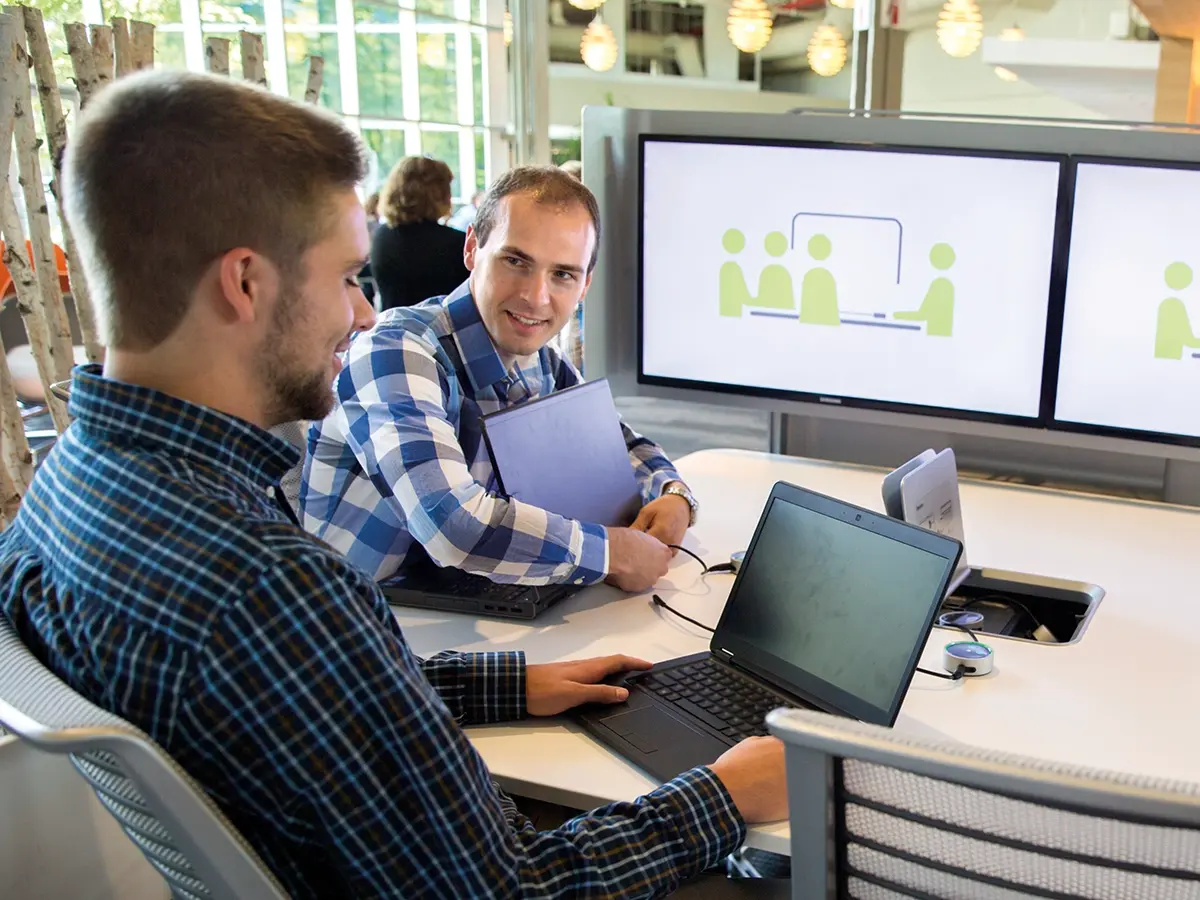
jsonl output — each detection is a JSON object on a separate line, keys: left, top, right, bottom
{"left": 0, "top": 614, "right": 289, "bottom": 899}
{"left": 768, "top": 707, "right": 1200, "bottom": 900}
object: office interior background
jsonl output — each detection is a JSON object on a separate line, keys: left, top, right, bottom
{"left": 5, "top": 0, "right": 1200, "bottom": 896}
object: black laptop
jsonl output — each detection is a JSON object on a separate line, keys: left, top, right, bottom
{"left": 573, "top": 481, "right": 963, "bottom": 782}
{"left": 380, "top": 379, "right": 638, "bottom": 619}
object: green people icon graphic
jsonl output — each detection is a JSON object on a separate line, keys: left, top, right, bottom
{"left": 1154, "top": 262, "right": 1200, "bottom": 360}
{"left": 896, "top": 243, "right": 956, "bottom": 337}
{"left": 719, "top": 228, "right": 795, "bottom": 317}
{"left": 798, "top": 234, "right": 840, "bottom": 326}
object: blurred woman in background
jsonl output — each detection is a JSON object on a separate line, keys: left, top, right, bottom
{"left": 371, "top": 156, "right": 468, "bottom": 311}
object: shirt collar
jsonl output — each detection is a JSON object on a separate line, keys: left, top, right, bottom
{"left": 443, "top": 280, "right": 511, "bottom": 393}
{"left": 68, "top": 365, "right": 299, "bottom": 488}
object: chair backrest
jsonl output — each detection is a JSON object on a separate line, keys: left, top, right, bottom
{"left": 0, "top": 614, "right": 290, "bottom": 900}
{"left": 268, "top": 420, "right": 311, "bottom": 514}
{"left": 768, "top": 707, "right": 1200, "bottom": 900}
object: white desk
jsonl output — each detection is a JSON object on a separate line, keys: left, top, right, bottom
{"left": 393, "top": 448, "right": 1200, "bottom": 856}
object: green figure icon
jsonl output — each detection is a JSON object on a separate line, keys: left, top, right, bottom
{"left": 719, "top": 228, "right": 795, "bottom": 316}
{"left": 896, "top": 243, "right": 956, "bottom": 337}
{"left": 719, "top": 228, "right": 752, "bottom": 317}
{"left": 799, "top": 234, "right": 840, "bottom": 326}
{"left": 1154, "top": 262, "right": 1200, "bottom": 360}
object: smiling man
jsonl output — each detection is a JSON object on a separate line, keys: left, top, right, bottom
{"left": 301, "top": 166, "right": 697, "bottom": 593}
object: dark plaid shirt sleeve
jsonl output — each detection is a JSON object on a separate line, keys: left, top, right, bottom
{"left": 180, "top": 552, "right": 746, "bottom": 898}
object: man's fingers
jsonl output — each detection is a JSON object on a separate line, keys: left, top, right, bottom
{"left": 573, "top": 682, "right": 630, "bottom": 707}
{"left": 630, "top": 509, "right": 653, "bottom": 532}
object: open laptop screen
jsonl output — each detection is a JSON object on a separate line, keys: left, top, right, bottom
{"left": 712, "top": 484, "right": 960, "bottom": 725}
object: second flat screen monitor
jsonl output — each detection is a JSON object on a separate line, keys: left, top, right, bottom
{"left": 639, "top": 138, "right": 1064, "bottom": 420}
{"left": 1054, "top": 160, "right": 1200, "bottom": 443}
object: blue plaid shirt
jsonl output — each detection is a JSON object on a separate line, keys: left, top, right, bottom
{"left": 0, "top": 367, "right": 744, "bottom": 899}
{"left": 300, "top": 282, "right": 683, "bottom": 582}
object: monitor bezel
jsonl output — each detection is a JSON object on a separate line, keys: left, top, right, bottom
{"left": 1047, "top": 154, "right": 1200, "bottom": 449}
{"left": 709, "top": 480, "right": 963, "bottom": 728}
{"left": 635, "top": 133, "right": 1074, "bottom": 428}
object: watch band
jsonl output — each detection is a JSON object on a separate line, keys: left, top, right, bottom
{"left": 663, "top": 483, "right": 698, "bottom": 527}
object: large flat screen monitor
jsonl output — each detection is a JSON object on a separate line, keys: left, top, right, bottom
{"left": 638, "top": 136, "right": 1067, "bottom": 423}
{"left": 1053, "top": 158, "right": 1200, "bottom": 445}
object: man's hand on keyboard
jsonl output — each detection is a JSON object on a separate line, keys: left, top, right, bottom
{"left": 526, "top": 655, "right": 653, "bottom": 716}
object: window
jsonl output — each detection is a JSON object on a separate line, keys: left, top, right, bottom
{"left": 283, "top": 0, "right": 335, "bottom": 26}
{"left": 417, "top": 32, "right": 457, "bottom": 122}
{"left": 356, "top": 32, "right": 406, "bottom": 119}
{"left": 30, "top": 0, "right": 503, "bottom": 201}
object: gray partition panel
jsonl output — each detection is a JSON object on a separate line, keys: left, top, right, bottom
{"left": 581, "top": 107, "right": 1200, "bottom": 503}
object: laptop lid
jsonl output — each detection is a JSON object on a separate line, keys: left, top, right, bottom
{"left": 897, "top": 448, "right": 971, "bottom": 595}
{"left": 481, "top": 378, "right": 642, "bottom": 527}
{"left": 709, "top": 482, "right": 962, "bottom": 727}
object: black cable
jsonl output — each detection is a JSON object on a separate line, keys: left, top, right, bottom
{"left": 963, "top": 594, "right": 1041, "bottom": 634}
{"left": 667, "top": 544, "right": 709, "bottom": 573}
{"left": 652, "top": 594, "right": 715, "bottom": 633}
{"left": 917, "top": 665, "right": 967, "bottom": 681}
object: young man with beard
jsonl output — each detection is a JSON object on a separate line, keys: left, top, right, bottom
{"left": 0, "top": 72, "right": 788, "bottom": 899}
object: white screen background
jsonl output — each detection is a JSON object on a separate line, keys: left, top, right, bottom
{"left": 640, "top": 140, "right": 1062, "bottom": 418}
{"left": 1055, "top": 162, "right": 1200, "bottom": 439}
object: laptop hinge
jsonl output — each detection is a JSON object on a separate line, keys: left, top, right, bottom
{"left": 714, "top": 647, "right": 733, "bottom": 661}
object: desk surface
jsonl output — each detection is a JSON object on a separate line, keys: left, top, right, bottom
{"left": 393, "top": 448, "right": 1200, "bottom": 855}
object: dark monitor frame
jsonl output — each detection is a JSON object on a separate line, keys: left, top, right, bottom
{"left": 709, "top": 480, "right": 964, "bottom": 727}
{"left": 1046, "top": 154, "right": 1200, "bottom": 450}
{"left": 635, "top": 133, "right": 1075, "bottom": 428}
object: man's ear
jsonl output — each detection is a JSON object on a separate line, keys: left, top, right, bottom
{"left": 215, "top": 248, "right": 278, "bottom": 326}
{"left": 464, "top": 225, "right": 478, "bottom": 271}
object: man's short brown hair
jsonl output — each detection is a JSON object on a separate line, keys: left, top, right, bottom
{"left": 379, "top": 156, "right": 454, "bottom": 227}
{"left": 474, "top": 165, "right": 601, "bottom": 272}
{"left": 62, "top": 70, "right": 367, "bottom": 351}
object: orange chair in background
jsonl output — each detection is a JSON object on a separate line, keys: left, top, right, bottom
{"left": 0, "top": 240, "right": 72, "bottom": 299}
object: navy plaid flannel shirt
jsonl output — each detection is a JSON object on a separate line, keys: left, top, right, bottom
{"left": 0, "top": 366, "right": 745, "bottom": 899}
{"left": 299, "top": 282, "right": 683, "bottom": 583}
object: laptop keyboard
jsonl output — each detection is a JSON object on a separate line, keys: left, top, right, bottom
{"left": 635, "top": 657, "right": 780, "bottom": 742}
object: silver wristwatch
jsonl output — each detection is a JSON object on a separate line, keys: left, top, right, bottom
{"left": 662, "top": 483, "right": 698, "bottom": 527}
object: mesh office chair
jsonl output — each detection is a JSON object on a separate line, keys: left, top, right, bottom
{"left": 0, "top": 614, "right": 290, "bottom": 900}
{"left": 768, "top": 707, "right": 1200, "bottom": 900}
{"left": 269, "top": 420, "right": 310, "bottom": 514}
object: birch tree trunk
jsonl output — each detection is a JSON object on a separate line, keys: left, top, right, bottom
{"left": 304, "top": 55, "right": 323, "bottom": 103}
{"left": 205, "top": 37, "right": 229, "bottom": 75}
{"left": 64, "top": 23, "right": 99, "bottom": 106}
{"left": 0, "top": 181, "right": 70, "bottom": 431}
{"left": 0, "top": 449, "right": 19, "bottom": 526}
{"left": 89, "top": 23, "right": 113, "bottom": 90}
{"left": 23, "top": 5, "right": 103, "bottom": 362}
{"left": 130, "top": 21, "right": 154, "bottom": 72}
{"left": 111, "top": 17, "right": 132, "bottom": 77}
{"left": 239, "top": 31, "right": 265, "bottom": 87}
{"left": 0, "top": 340, "right": 32, "bottom": 495}
{"left": 6, "top": 7, "right": 73, "bottom": 384}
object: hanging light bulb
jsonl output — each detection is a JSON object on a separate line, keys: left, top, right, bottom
{"left": 936, "top": 0, "right": 983, "bottom": 58}
{"left": 580, "top": 16, "right": 618, "bottom": 71}
{"left": 806, "top": 24, "right": 846, "bottom": 77}
{"left": 503, "top": 9, "right": 513, "bottom": 46}
{"left": 999, "top": 24, "right": 1025, "bottom": 41}
{"left": 726, "top": 0, "right": 773, "bottom": 54}
{"left": 828, "top": 0, "right": 853, "bottom": 7}
{"left": 568, "top": 0, "right": 606, "bottom": 11}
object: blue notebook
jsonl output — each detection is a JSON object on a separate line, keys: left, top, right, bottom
{"left": 481, "top": 378, "right": 641, "bottom": 527}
